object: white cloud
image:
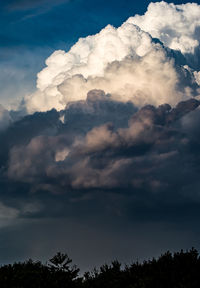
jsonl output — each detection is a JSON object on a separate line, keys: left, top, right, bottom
{"left": 128, "top": 1, "right": 200, "bottom": 54}
{"left": 58, "top": 48, "right": 194, "bottom": 107}
{"left": 24, "top": 2, "right": 200, "bottom": 113}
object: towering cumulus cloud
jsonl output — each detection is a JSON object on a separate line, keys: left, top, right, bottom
{"left": 24, "top": 1, "right": 200, "bottom": 113}
{"left": 2, "top": 2, "right": 200, "bottom": 265}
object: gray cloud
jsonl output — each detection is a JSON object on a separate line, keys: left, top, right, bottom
{"left": 0, "top": 105, "right": 12, "bottom": 131}
{"left": 6, "top": 97, "right": 200, "bottom": 200}
{"left": 0, "top": 94, "right": 200, "bottom": 269}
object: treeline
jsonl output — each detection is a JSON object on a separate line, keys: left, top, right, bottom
{"left": 0, "top": 248, "right": 200, "bottom": 287}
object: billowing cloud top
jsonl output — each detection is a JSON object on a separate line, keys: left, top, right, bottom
{"left": 24, "top": 1, "right": 200, "bottom": 113}
{"left": 128, "top": 2, "right": 200, "bottom": 54}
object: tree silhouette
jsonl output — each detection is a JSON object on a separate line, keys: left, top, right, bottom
{"left": 49, "top": 252, "right": 79, "bottom": 275}
{"left": 0, "top": 249, "right": 199, "bottom": 287}
{"left": 48, "top": 252, "right": 80, "bottom": 287}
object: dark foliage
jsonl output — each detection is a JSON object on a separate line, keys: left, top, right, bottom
{"left": 0, "top": 253, "right": 80, "bottom": 288}
{"left": 0, "top": 249, "right": 200, "bottom": 287}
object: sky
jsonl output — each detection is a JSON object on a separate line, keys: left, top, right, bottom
{"left": 2, "top": 0, "right": 200, "bottom": 272}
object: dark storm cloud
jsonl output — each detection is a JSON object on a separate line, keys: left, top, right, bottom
{"left": 1, "top": 91, "right": 200, "bottom": 270}
{"left": 3, "top": 90, "right": 136, "bottom": 191}
{"left": 2, "top": 93, "right": 200, "bottom": 211}
{"left": 61, "top": 98, "right": 200, "bottom": 195}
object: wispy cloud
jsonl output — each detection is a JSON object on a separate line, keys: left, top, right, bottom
{"left": 6, "top": 0, "right": 70, "bottom": 11}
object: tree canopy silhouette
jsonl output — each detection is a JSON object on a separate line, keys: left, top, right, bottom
{"left": 0, "top": 248, "right": 199, "bottom": 287}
